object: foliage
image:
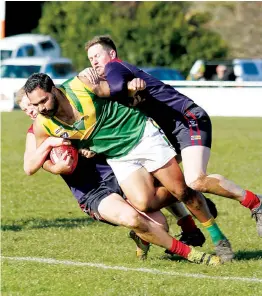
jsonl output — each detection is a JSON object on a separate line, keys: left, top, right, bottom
{"left": 37, "top": 1, "right": 228, "bottom": 74}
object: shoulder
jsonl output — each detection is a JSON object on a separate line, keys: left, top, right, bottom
{"left": 106, "top": 59, "right": 128, "bottom": 71}
{"left": 33, "top": 116, "right": 50, "bottom": 136}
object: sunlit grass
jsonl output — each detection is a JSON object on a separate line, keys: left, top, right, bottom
{"left": 1, "top": 111, "right": 262, "bottom": 296}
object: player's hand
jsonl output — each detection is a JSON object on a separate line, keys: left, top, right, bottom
{"left": 47, "top": 137, "right": 71, "bottom": 147}
{"left": 52, "top": 151, "right": 74, "bottom": 174}
{"left": 79, "top": 67, "right": 100, "bottom": 85}
{"left": 127, "top": 78, "right": 146, "bottom": 106}
{"left": 127, "top": 78, "right": 146, "bottom": 94}
{"left": 79, "top": 148, "right": 96, "bottom": 158}
{"left": 127, "top": 78, "right": 146, "bottom": 107}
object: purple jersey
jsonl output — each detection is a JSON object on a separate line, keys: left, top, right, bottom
{"left": 61, "top": 154, "right": 112, "bottom": 203}
{"left": 105, "top": 59, "right": 193, "bottom": 114}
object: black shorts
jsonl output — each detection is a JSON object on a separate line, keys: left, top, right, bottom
{"left": 78, "top": 172, "right": 124, "bottom": 226}
{"left": 168, "top": 102, "right": 212, "bottom": 154}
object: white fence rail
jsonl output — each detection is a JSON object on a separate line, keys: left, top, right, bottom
{"left": 1, "top": 79, "right": 262, "bottom": 116}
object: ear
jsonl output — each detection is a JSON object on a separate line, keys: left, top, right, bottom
{"left": 52, "top": 86, "right": 59, "bottom": 96}
{"left": 109, "top": 49, "right": 116, "bottom": 59}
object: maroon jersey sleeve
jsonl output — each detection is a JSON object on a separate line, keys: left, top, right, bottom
{"left": 27, "top": 124, "right": 34, "bottom": 134}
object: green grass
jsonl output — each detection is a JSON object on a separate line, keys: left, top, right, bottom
{"left": 1, "top": 111, "right": 262, "bottom": 296}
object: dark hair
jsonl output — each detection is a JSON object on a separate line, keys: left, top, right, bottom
{"left": 24, "top": 73, "right": 55, "bottom": 94}
{"left": 85, "top": 35, "right": 118, "bottom": 56}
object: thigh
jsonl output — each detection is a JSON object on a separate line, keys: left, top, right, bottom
{"left": 152, "top": 157, "right": 187, "bottom": 195}
{"left": 79, "top": 173, "right": 123, "bottom": 225}
{"left": 98, "top": 193, "right": 137, "bottom": 226}
{"left": 181, "top": 145, "right": 210, "bottom": 184}
{"left": 125, "top": 199, "right": 168, "bottom": 229}
{"left": 120, "top": 167, "right": 156, "bottom": 207}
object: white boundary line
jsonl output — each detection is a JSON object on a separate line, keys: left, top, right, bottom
{"left": 2, "top": 256, "right": 262, "bottom": 283}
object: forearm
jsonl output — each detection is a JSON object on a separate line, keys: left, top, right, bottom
{"left": 24, "top": 140, "right": 53, "bottom": 175}
{"left": 42, "top": 159, "right": 62, "bottom": 175}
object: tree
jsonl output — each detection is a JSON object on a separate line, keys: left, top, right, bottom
{"left": 37, "top": 1, "right": 228, "bottom": 74}
{"left": 190, "top": 2, "right": 262, "bottom": 59}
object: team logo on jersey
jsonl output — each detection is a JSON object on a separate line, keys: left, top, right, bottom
{"left": 60, "top": 132, "right": 69, "bottom": 138}
{"left": 189, "top": 119, "right": 197, "bottom": 127}
{"left": 191, "top": 135, "right": 201, "bottom": 140}
{"left": 54, "top": 127, "right": 63, "bottom": 135}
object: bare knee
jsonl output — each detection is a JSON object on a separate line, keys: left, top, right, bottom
{"left": 131, "top": 199, "right": 156, "bottom": 212}
{"left": 118, "top": 210, "right": 142, "bottom": 229}
{"left": 186, "top": 174, "right": 209, "bottom": 192}
{"left": 168, "top": 186, "right": 190, "bottom": 202}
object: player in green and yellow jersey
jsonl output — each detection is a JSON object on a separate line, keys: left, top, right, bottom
{"left": 24, "top": 73, "right": 226, "bottom": 263}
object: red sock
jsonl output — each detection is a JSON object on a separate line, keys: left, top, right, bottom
{"left": 241, "top": 190, "right": 260, "bottom": 210}
{"left": 177, "top": 215, "right": 197, "bottom": 233}
{"left": 169, "top": 238, "right": 191, "bottom": 258}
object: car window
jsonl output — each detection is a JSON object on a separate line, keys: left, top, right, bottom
{"left": 39, "top": 41, "right": 55, "bottom": 51}
{"left": 242, "top": 62, "right": 259, "bottom": 75}
{"left": 0, "top": 50, "right": 12, "bottom": 60}
{"left": 0, "top": 65, "right": 41, "bottom": 78}
{"left": 16, "top": 47, "right": 24, "bottom": 57}
{"left": 24, "top": 45, "right": 36, "bottom": 57}
{"left": 148, "top": 69, "right": 183, "bottom": 80}
{"left": 45, "top": 63, "right": 75, "bottom": 78}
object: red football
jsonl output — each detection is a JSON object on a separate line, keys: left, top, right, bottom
{"left": 50, "top": 145, "right": 78, "bottom": 174}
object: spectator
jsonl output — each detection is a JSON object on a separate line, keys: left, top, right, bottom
{"left": 212, "top": 64, "right": 228, "bottom": 81}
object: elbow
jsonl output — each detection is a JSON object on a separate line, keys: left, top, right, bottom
{"left": 24, "top": 165, "right": 34, "bottom": 176}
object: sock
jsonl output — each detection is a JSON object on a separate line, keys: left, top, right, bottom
{"left": 202, "top": 218, "right": 226, "bottom": 245}
{"left": 241, "top": 190, "right": 260, "bottom": 211}
{"left": 169, "top": 238, "right": 191, "bottom": 258}
{"left": 177, "top": 215, "right": 197, "bottom": 233}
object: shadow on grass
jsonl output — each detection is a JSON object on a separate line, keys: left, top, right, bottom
{"left": 1, "top": 217, "right": 96, "bottom": 232}
{"left": 234, "top": 250, "right": 262, "bottom": 261}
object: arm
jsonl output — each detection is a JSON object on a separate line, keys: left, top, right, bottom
{"left": 24, "top": 119, "right": 71, "bottom": 175}
{"left": 24, "top": 133, "right": 71, "bottom": 175}
{"left": 105, "top": 62, "right": 134, "bottom": 98}
{"left": 24, "top": 131, "right": 49, "bottom": 175}
{"left": 78, "top": 71, "right": 145, "bottom": 100}
{"left": 78, "top": 75, "right": 111, "bottom": 97}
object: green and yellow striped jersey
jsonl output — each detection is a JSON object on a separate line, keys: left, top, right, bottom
{"left": 38, "top": 76, "right": 146, "bottom": 158}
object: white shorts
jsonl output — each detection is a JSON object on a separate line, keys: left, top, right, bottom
{"left": 107, "top": 119, "right": 177, "bottom": 184}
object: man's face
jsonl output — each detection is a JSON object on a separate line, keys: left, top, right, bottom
{"left": 20, "top": 95, "right": 38, "bottom": 120}
{"left": 87, "top": 44, "right": 115, "bottom": 77}
{"left": 27, "top": 86, "right": 58, "bottom": 118}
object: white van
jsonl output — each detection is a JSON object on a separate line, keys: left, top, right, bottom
{"left": 0, "top": 34, "right": 61, "bottom": 60}
{"left": 0, "top": 57, "right": 77, "bottom": 111}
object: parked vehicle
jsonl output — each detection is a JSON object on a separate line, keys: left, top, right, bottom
{"left": 0, "top": 57, "right": 77, "bottom": 111}
{"left": 0, "top": 34, "right": 61, "bottom": 60}
{"left": 141, "top": 67, "right": 185, "bottom": 81}
{"left": 187, "top": 59, "right": 262, "bottom": 81}
{"left": 1, "top": 57, "right": 77, "bottom": 79}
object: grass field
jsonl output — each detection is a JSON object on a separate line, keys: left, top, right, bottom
{"left": 1, "top": 111, "right": 262, "bottom": 296}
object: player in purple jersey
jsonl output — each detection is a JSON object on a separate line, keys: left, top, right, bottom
{"left": 84, "top": 35, "right": 261, "bottom": 247}
{"left": 16, "top": 89, "right": 214, "bottom": 264}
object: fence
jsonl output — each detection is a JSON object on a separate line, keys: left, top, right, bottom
{"left": 1, "top": 80, "right": 262, "bottom": 116}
